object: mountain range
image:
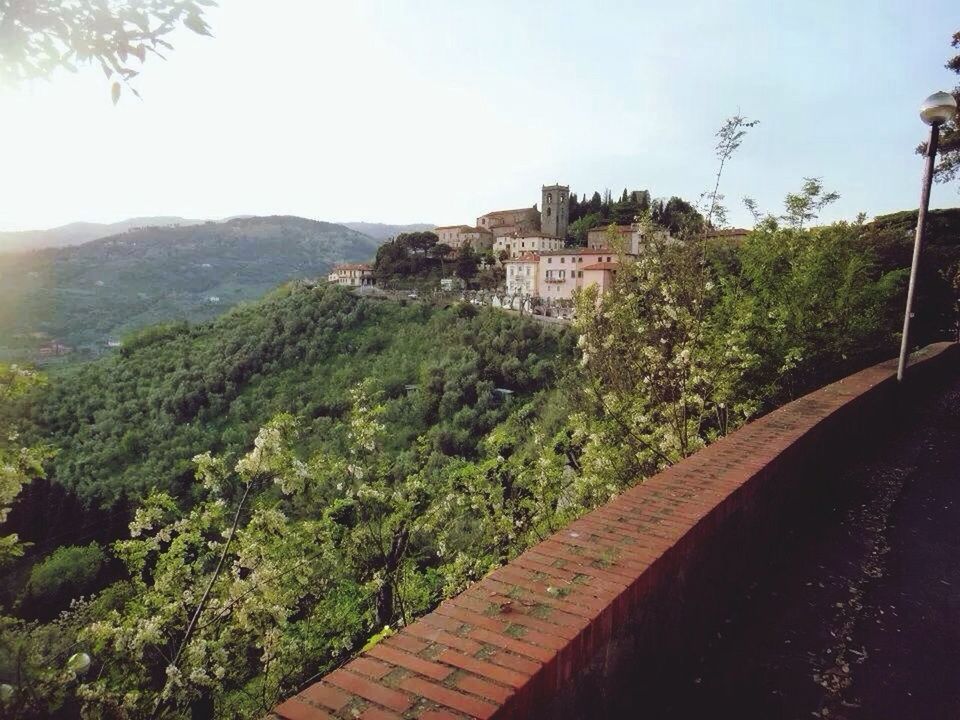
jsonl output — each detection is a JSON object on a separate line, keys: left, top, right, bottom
{"left": 0, "top": 217, "right": 207, "bottom": 253}
{"left": 0, "top": 218, "right": 436, "bottom": 253}
{"left": 0, "top": 215, "right": 384, "bottom": 361}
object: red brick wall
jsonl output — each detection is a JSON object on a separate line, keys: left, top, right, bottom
{"left": 268, "top": 343, "right": 958, "bottom": 720}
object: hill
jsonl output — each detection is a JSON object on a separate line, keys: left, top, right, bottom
{"left": 11, "top": 281, "right": 571, "bottom": 514}
{"left": 342, "top": 221, "right": 436, "bottom": 240}
{"left": 0, "top": 216, "right": 381, "bottom": 361}
{"left": 0, "top": 216, "right": 205, "bottom": 253}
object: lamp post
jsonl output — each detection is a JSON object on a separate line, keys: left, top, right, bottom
{"left": 896, "top": 90, "right": 958, "bottom": 382}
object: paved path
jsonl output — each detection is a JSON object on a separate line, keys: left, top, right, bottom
{"left": 615, "top": 371, "right": 960, "bottom": 719}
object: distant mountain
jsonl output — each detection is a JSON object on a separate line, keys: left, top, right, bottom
{"left": 0, "top": 217, "right": 206, "bottom": 253}
{"left": 0, "top": 215, "right": 381, "bottom": 361}
{"left": 342, "top": 222, "right": 436, "bottom": 241}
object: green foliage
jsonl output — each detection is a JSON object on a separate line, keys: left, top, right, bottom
{"left": 25, "top": 543, "right": 106, "bottom": 610}
{"left": 567, "top": 188, "right": 661, "bottom": 241}
{"left": 718, "top": 221, "right": 903, "bottom": 401}
{"left": 0, "top": 365, "right": 48, "bottom": 567}
{"left": 21, "top": 282, "right": 571, "bottom": 509}
{"left": 0, "top": 0, "right": 215, "bottom": 102}
{"left": 567, "top": 212, "right": 603, "bottom": 245}
{"left": 859, "top": 208, "right": 960, "bottom": 343}
{"left": 575, "top": 229, "right": 760, "bottom": 487}
{"left": 651, "top": 196, "right": 704, "bottom": 235}
{"left": 373, "top": 231, "right": 443, "bottom": 283}
{"left": 780, "top": 177, "right": 840, "bottom": 230}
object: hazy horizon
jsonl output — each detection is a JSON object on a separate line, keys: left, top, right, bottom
{"left": 1, "top": 0, "right": 958, "bottom": 232}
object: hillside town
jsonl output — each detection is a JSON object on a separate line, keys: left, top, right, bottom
{"left": 327, "top": 183, "right": 713, "bottom": 313}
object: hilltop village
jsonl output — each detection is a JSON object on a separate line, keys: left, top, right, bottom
{"left": 328, "top": 184, "right": 733, "bottom": 314}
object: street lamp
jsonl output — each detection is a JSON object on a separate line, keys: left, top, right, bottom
{"left": 896, "top": 90, "right": 958, "bottom": 381}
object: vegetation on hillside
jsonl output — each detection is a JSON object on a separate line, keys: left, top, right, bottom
{"left": 0, "top": 216, "right": 381, "bottom": 361}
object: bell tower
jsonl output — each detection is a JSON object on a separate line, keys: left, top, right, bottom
{"left": 541, "top": 184, "right": 569, "bottom": 238}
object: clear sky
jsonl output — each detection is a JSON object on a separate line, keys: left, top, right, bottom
{"left": 1, "top": 0, "right": 958, "bottom": 232}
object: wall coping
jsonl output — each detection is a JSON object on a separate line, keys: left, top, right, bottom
{"left": 270, "top": 343, "right": 957, "bottom": 720}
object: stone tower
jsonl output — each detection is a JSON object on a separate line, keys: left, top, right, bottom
{"left": 541, "top": 184, "right": 569, "bottom": 238}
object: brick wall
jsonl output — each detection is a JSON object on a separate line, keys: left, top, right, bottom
{"left": 268, "top": 343, "right": 958, "bottom": 720}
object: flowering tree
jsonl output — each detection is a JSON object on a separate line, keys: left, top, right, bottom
{"left": 574, "top": 228, "right": 760, "bottom": 488}
{"left": 77, "top": 415, "right": 353, "bottom": 718}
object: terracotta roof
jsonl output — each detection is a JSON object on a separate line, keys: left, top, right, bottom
{"left": 333, "top": 263, "right": 373, "bottom": 271}
{"left": 479, "top": 207, "right": 539, "bottom": 218}
{"left": 497, "top": 230, "right": 559, "bottom": 239}
{"left": 503, "top": 252, "right": 540, "bottom": 263}
{"left": 462, "top": 226, "right": 493, "bottom": 234}
{"left": 434, "top": 224, "right": 472, "bottom": 231}
{"left": 582, "top": 262, "right": 621, "bottom": 271}
{"left": 539, "top": 248, "right": 611, "bottom": 256}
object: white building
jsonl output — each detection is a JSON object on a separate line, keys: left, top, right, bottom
{"left": 504, "top": 252, "right": 540, "bottom": 297}
{"left": 329, "top": 263, "right": 375, "bottom": 287}
{"left": 494, "top": 232, "right": 564, "bottom": 261}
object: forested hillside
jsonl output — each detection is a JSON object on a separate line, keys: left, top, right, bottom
{"left": 13, "top": 281, "right": 572, "bottom": 518}
{"left": 0, "top": 216, "right": 381, "bottom": 361}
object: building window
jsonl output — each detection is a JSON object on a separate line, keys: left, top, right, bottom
{"left": 560, "top": 257, "right": 565, "bottom": 264}
{"left": 547, "top": 193, "right": 552, "bottom": 203}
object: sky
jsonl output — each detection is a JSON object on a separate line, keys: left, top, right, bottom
{"left": 1, "top": 0, "right": 958, "bottom": 232}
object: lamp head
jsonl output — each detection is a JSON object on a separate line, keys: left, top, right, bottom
{"left": 920, "top": 91, "right": 958, "bottom": 126}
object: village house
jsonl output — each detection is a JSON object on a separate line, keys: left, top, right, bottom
{"left": 586, "top": 223, "right": 675, "bottom": 254}
{"left": 328, "top": 263, "right": 375, "bottom": 287}
{"left": 434, "top": 225, "right": 472, "bottom": 249}
{"left": 538, "top": 248, "right": 621, "bottom": 300}
{"left": 504, "top": 252, "right": 540, "bottom": 297}
{"left": 494, "top": 231, "right": 564, "bottom": 260}
{"left": 581, "top": 260, "right": 621, "bottom": 296}
{"left": 458, "top": 226, "right": 494, "bottom": 252}
{"left": 586, "top": 224, "right": 637, "bottom": 251}
{"left": 434, "top": 225, "right": 494, "bottom": 252}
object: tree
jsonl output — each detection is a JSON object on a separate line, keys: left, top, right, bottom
{"left": 0, "top": 365, "right": 47, "bottom": 567}
{"left": 919, "top": 31, "right": 960, "bottom": 186}
{"left": 568, "top": 212, "right": 602, "bottom": 245}
{"left": 77, "top": 414, "right": 348, "bottom": 719}
{"left": 0, "top": 0, "right": 216, "bottom": 102}
{"left": 25, "top": 543, "right": 106, "bottom": 614}
{"left": 702, "top": 114, "right": 759, "bottom": 229}
{"left": 781, "top": 177, "right": 840, "bottom": 230}
{"left": 574, "top": 229, "right": 760, "bottom": 487}
{"left": 454, "top": 245, "right": 479, "bottom": 281}
{"left": 650, "top": 196, "right": 704, "bottom": 235}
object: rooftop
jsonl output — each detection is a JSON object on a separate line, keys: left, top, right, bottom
{"left": 333, "top": 263, "right": 372, "bottom": 271}
{"left": 479, "top": 207, "right": 539, "bottom": 218}
{"left": 504, "top": 252, "right": 541, "bottom": 263}
{"left": 539, "top": 248, "right": 614, "bottom": 257}
{"left": 581, "top": 261, "right": 620, "bottom": 270}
